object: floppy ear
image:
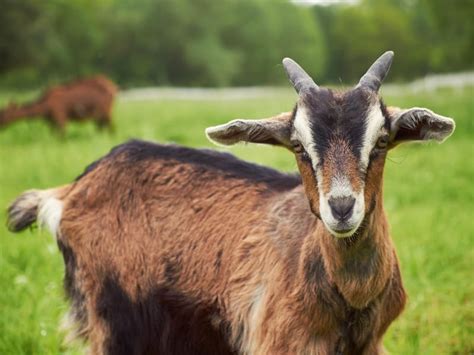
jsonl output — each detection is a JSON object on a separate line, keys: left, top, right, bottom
{"left": 388, "top": 106, "right": 455, "bottom": 148}
{"left": 206, "top": 112, "right": 293, "bottom": 148}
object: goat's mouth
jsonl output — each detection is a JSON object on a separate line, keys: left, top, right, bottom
{"left": 329, "top": 226, "right": 358, "bottom": 238}
{"left": 324, "top": 218, "right": 364, "bottom": 238}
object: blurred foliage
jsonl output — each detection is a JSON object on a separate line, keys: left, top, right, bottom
{"left": 317, "top": 0, "right": 474, "bottom": 82}
{"left": 0, "top": 0, "right": 472, "bottom": 88}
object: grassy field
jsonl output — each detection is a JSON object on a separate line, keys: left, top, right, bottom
{"left": 0, "top": 86, "right": 472, "bottom": 354}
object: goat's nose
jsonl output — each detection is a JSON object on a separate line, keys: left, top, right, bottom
{"left": 328, "top": 196, "right": 356, "bottom": 222}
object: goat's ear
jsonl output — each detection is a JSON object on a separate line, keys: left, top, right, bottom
{"left": 388, "top": 106, "right": 455, "bottom": 148}
{"left": 206, "top": 112, "right": 293, "bottom": 147}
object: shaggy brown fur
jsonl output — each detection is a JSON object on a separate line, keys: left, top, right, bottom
{"left": 7, "top": 137, "right": 407, "bottom": 354}
{"left": 0, "top": 75, "right": 117, "bottom": 135}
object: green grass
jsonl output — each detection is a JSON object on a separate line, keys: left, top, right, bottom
{"left": 0, "top": 86, "right": 473, "bottom": 354}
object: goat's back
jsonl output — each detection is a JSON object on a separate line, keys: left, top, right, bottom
{"left": 57, "top": 140, "right": 300, "bottom": 353}
{"left": 40, "top": 76, "right": 117, "bottom": 111}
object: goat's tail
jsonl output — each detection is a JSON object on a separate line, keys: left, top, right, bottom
{"left": 7, "top": 186, "right": 68, "bottom": 236}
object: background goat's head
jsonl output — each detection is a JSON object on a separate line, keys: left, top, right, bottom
{"left": 206, "top": 51, "right": 455, "bottom": 238}
{"left": 0, "top": 102, "right": 20, "bottom": 126}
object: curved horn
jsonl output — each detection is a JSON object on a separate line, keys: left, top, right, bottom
{"left": 357, "top": 51, "right": 394, "bottom": 92}
{"left": 282, "top": 57, "right": 318, "bottom": 94}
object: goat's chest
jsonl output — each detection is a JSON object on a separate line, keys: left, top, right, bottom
{"left": 312, "top": 298, "right": 380, "bottom": 352}
{"left": 307, "top": 279, "right": 403, "bottom": 354}
{"left": 334, "top": 305, "right": 380, "bottom": 354}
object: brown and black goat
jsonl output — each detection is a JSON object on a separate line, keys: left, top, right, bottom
{"left": 7, "top": 52, "right": 455, "bottom": 354}
{"left": 0, "top": 75, "right": 117, "bottom": 135}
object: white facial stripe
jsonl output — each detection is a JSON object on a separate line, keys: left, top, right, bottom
{"left": 360, "top": 103, "right": 386, "bottom": 168}
{"left": 293, "top": 106, "right": 319, "bottom": 165}
{"left": 329, "top": 175, "right": 353, "bottom": 198}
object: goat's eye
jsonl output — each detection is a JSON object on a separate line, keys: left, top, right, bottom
{"left": 376, "top": 135, "right": 389, "bottom": 149}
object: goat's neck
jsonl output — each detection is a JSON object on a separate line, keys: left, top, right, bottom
{"left": 7, "top": 101, "right": 45, "bottom": 123}
{"left": 302, "top": 193, "right": 394, "bottom": 309}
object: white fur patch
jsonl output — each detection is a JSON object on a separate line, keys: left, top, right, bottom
{"left": 38, "top": 194, "right": 63, "bottom": 237}
{"left": 293, "top": 105, "right": 319, "bottom": 165}
{"left": 360, "top": 103, "right": 386, "bottom": 169}
{"left": 328, "top": 175, "right": 353, "bottom": 198}
{"left": 245, "top": 285, "right": 266, "bottom": 354}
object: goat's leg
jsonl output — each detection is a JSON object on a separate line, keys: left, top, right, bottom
{"left": 87, "top": 318, "right": 109, "bottom": 355}
{"left": 95, "top": 109, "right": 114, "bottom": 133}
{"left": 50, "top": 110, "right": 67, "bottom": 137}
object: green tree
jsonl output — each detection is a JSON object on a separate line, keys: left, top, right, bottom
{"left": 222, "top": 0, "right": 326, "bottom": 85}
{"left": 422, "top": 0, "right": 474, "bottom": 72}
{"left": 320, "top": 0, "right": 429, "bottom": 83}
{"left": 0, "top": 0, "right": 106, "bottom": 88}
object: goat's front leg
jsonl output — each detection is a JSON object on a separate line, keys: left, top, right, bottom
{"left": 87, "top": 316, "right": 110, "bottom": 355}
{"left": 50, "top": 109, "right": 67, "bottom": 137}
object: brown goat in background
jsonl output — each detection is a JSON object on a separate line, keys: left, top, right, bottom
{"left": 0, "top": 75, "right": 117, "bottom": 135}
{"left": 7, "top": 53, "right": 455, "bottom": 354}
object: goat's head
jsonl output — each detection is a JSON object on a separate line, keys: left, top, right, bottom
{"left": 0, "top": 101, "right": 20, "bottom": 126}
{"left": 206, "top": 52, "right": 455, "bottom": 238}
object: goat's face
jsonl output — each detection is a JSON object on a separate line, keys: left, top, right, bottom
{"left": 206, "top": 52, "right": 455, "bottom": 238}
{"left": 291, "top": 88, "right": 389, "bottom": 236}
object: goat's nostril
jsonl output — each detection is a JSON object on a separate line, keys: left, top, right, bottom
{"left": 328, "top": 196, "right": 356, "bottom": 221}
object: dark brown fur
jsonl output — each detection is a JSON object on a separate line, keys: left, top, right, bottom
{"left": 0, "top": 75, "right": 117, "bottom": 134}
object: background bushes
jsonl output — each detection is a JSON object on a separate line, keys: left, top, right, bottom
{"left": 0, "top": 0, "right": 472, "bottom": 88}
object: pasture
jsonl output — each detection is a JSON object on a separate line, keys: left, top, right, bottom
{"left": 0, "top": 86, "right": 472, "bottom": 354}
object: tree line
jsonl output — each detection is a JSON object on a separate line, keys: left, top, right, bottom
{"left": 0, "top": 0, "right": 472, "bottom": 89}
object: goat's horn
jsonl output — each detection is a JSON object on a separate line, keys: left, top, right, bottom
{"left": 282, "top": 58, "right": 319, "bottom": 94}
{"left": 357, "top": 51, "right": 394, "bottom": 92}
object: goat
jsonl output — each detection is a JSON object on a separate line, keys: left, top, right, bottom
{"left": 0, "top": 75, "right": 117, "bottom": 135}
{"left": 7, "top": 52, "right": 455, "bottom": 354}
